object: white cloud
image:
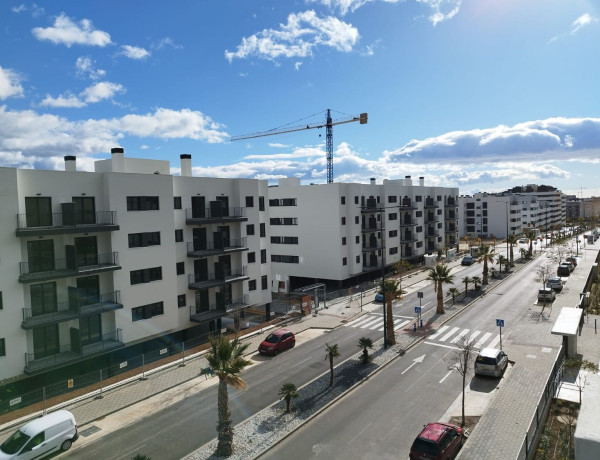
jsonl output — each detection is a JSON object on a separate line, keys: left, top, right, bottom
{"left": 154, "top": 37, "right": 183, "bottom": 50}
{"left": 40, "top": 93, "right": 86, "bottom": 108}
{"left": 140, "top": 144, "right": 149, "bottom": 150}
{"left": 0, "top": 66, "right": 24, "bottom": 100}
{"left": 416, "top": 0, "right": 461, "bottom": 26}
{"left": 268, "top": 142, "right": 290, "bottom": 148}
{"left": 295, "top": 61, "right": 303, "bottom": 71}
{"left": 75, "top": 56, "right": 106, "bottom": 80}
{"left": 225, "top": 10, "right": 359, "bottom": 62}
{"left": 308, "top": 0, "right": 402, "bottom": 16}
{"left": 12, "top": 4, "right": 26, "bottom": 13}
{"left": 245, "top": 145, "right": 324, "bottom": 159}
{"left": 571, "top": 13, "right": 597, "bottom": 35}
{"left": 81, "top": 81, "right": 125, "bottom": 103}
{"left": 32, "top": 13, "right": 112, "bottom": 47}
{"left": 120, "top": 45, "right": 150, "bottom": 60}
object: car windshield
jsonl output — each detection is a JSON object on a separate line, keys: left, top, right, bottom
{"left": 476, "top": 356, "right": 497, "bottom": 365}
{"left": 264, "top": 333, "right": 281, "bottom": 344}
{"left": 412, "top": 438, "right": 439, "bottom": 455}
{"left": 0, "top": 429, "right": 30, "bottom": 455}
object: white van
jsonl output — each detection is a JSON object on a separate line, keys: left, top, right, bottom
{"left": 0, "top": 410, "right": 78, "bottom": 459}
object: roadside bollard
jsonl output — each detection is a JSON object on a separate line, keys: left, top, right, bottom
{"left": 413, "top": 322, "right": 417, "bottom": 332}
{"left": 420, "top": 319, "right": 423, "bottom": 328}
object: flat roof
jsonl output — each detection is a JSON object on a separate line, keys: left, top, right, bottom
{"left": 551, "top": 307, "right": 583, "bottom": 336}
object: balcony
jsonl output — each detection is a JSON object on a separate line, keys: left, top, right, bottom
{"left": 16, "top": 211, "right": 119, "bottom": 237}
{"left": 361, "top": 221, "right": 384, "bottom": 232}
{"left": 403, "top": 247, "right": 414, "bottom": 258}
{"left": 444, "top": 198, "right": 457, "bottom": 207}
{"left": 21, "top": 291, "right": 123, "bottom": 329}
{"left": 399, "top": 218, "right": 417, "bottom": 227}
{"left": 400, "top": 234, "right": 418, "bottom": 243}
{"left": 445, "top": 225, "right": 457, "bottom": 233}
{"left": 185, "top": 207, "right": 247, "bottom": 225}
{"left": 188, "top": 267, "right": 249, "bottom": 290}
{"left": 426, "top": 230, "right": 439, "bottom": 238}
{"left": 424, "top": 215, "right": 437, "bottom": 224}
{"left": 445, "top": 212, "right": 457, "bottom": 219}
{"left": 401, "top": 200, "right": 417, "bottom": 210}
{"left": 424, "top": 199, "right": 437, "bottom": 209}
{"left": 24, "top": 328, "right": 124, "bottom": 375}
{"left": 362, "top": 243, "right": 382, "bottom": 252}
{"left": 187, "top": 238, "right": 248, "bottom": 258}
{"left": 19, "top": 252, "right": 120, "bottom": 283}
{"left": 362, "top": 262, "right": 383, "bottom": 273}
{"left": 189, "top": 295, "right": 250, "bottom": 323}
{"left": 361, "top": 198, "right": 384, "bottom": 213}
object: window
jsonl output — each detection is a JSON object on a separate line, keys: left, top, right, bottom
{"left": 389, "top": 230, "right": 398, "bottom": 237}
{"left": 416, "top": 241, "right": 423, "bottom": 248}
{"left": 415, "top": 196, "right": 422, "bottom": 202}
{"left": 0, "top": 338, "right": 4, "bottom": 357}
{"left": 132, "top": 301, "right": 164, "bottom": 321}
{"left": 25, "top": 196, "right": 52, "bottom": 227}
{"left": 261, "top": 249, "right": 267, "bottom": 264}
{"left": 260, "top": 223, "right": 266, "bottom": 237}
{"left": 390, "top": 247, "right": 398, "bottom": 255}
{"left": 246, "top": 196, "right": 254, "bottom": 207}
{"left": 389, "top": 213, "right": 397, "bottom": 221}
{"left": 175, "top": 229, "right": 184, "bottom": 242}
{"left": 259, "top": 196, "right": 265, "bottom": 211}
{"left": 246, "top": 224, "right": 255, "bottom": 236}
{"left": 271, "top": 236, "right": 299, "bottom": 244}
{"left": 247, "top": 252, "right": 256, "bottom": 263}
{"left": 341, "top": 196, "right": 346, "bottom": 205}
{"left": 355, "top": 196, "right": 359, "bottom": 204}
{"left": 416, "top": 226, "right": 423, "bottom": 233}
{"left": 437, "top": 209, "right": 442, "bottom": 215}
{"left": 341, "top": 217, "right": 346, "bottom": 225}
{"left": 174, "top": 196, "right": 182, "bottom": 209}
{"left": 127, "top": 196, "right": 159, "bottom": 211}
{"left": 437, "top": 196, "right": 442, "bottom": 201}
{"left": 176, "top": 262, "right": 185, "bottom": 275}
{"left": 355, "top": 216, "right": 359, "bottom": 224}
{"left": 356, "top": 255, "right": 360, "bottom": 263}
{"left": 261, "top": 275, "right": 268, "bottom": 290}
{"left": 270, "top": 218, "right": 298, "bottom": 225}
{"left": 0, "top": 291, "right": 2, "bottom": 310}
{"left": 271, "top": 255, "right": 300, "bottom": 263}
{"left": 416, "top": 210, "right": 423, "bottom": 217}
{"left": 128, "top": 232, "right": 161, "bottom": 248}
{"left": 342, "top": 257, "right": 347, "bottom": 266}
{"left": 130, "top": 267, "right": 163, "bottom": 285}
{"left": 388, "top": 195, "right": 397, "bottom": 203}
{"left": 178, "top": 294, "right": 186, "bottom": 308}
{"left": 356, "top": 236, "right": 360, "bottom": 244}
{"left": 249, "top": 279, "right": 257, "bottom": 291}
{"left": 342, "top": 237, "right": 346, "bottom": 245}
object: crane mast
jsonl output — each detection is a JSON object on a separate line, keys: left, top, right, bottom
{"left": 231, "top": 109, "right": 367, "bottom": 183}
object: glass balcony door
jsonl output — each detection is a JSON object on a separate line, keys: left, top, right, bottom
{"left": 30, "top": 281, "right": 57, "bottom": 317}
{"left": 25, "top": 196, "right": 52, "bottom": 227}
{"left": 75, "top": 236, "right": 98, "bottom": 267}
{"left": 80, "top": 314, "right": 102, "bottom": 346}
{"left": 33, "top": 324, "right": 59, "bottom": 359}
{"left": 72, "top": 197, "right": 96, "bottom": 225}
{"left": 27, "top": 240, "right": 55, "bottom": 273}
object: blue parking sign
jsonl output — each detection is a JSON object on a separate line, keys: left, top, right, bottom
{"left": 414, "top": 306, "right": 421, "bottom": 313}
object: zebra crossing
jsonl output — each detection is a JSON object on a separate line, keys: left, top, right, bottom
{"left": 344, "top": 315, "right": 502, "bottom": 349}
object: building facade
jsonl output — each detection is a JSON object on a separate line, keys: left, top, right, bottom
{"left": 268, "top": 176, "right": 458, "bottom": 292}
{"left": 0, "top": 149, "right": 271, "bottom": 382}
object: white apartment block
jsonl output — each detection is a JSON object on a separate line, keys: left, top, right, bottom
{"left": 268, "top": 176, "right": 459, "bottom": 293}
{"left": 459, "top": 185, "right": 567, "bottom": 239}
{"left": 0, "top": 149, "right": 271, "bottom": 382}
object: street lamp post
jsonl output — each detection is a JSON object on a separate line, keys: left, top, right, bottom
{"left": 497, "top": 200, "right": 510, "bottom": 263}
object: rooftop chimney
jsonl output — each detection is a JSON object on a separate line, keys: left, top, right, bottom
{"left": 419, "top": 176, "right": 425, "bottom": 186}
{"left": 111, "top": 147, "right": 124, "bottom": 172}
{"left": 180, "top": 154, "right": 192, "bottom": 177}
{"left": 64, "top": 155, "right": 76, "bottom": 172}
{"left": 370, "top": 178, "right": 376, "bottom": 185}
{"left": 404, "top": 175, "right": 412, "bottom": 186}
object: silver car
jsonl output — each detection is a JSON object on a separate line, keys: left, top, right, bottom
{"left": 474, "top": 348, "right": 508, "bottom": 378}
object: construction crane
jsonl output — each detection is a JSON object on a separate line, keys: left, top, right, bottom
{"left": 231, "top": 109, "right": 367, "bottom": 183}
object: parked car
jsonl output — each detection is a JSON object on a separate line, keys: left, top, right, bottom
{"left": 374, "top": 292, "right": 384, "bottom": 302}
{"left": 258, "top": 329, "right": 295, "bottom": 355}
{"left": 461, "top": 255, "right": 474, "bottom": 266}
{"left": 546, "top": 277, "right": 563, "bottom": 292}
{"left": 518, "top": 238, "right": 527, "bottom": 244}
{"left": 557, "top": 265, "right": 571, "bottom": 277}
{"left": 409, "top": 422, "right": 464, "bottom": 460}
{"left": 566, "top": 257, "right": 578, "bottom": 267}
{"left": 538, "top": 288, "right": 556, "bottom": 303}
{"left": 0, "top": 410, "right": 78, "bottom": 459}
{"left": 560, "top": 261, "right": 574, "bottom": 273}
{"left": 474, "top": 348, "right": 508, "bottom": 378}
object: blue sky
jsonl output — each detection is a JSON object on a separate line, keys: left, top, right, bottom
{"left": 1, "top": 0, "right": 600, "bottom": 196}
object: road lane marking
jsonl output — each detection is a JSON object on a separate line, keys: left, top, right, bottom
{"left": 487, "top": 334, "right": 501, "bottom": 349}
{"left": 450, "top": 328, "right": 470, "bottom": 344}
{"left": 424, "top": 341, "right": 460, "bottom": 350}
{"left": 439, "top": 327, "right": 460, "bottom": 342}
{"left": 394, "top": 320, "right": 411, "bottom": 331}
{"left": 428, "top": 325, "right": 449, "bottom": 340}
{"left": 401, "top": 354, "right": 426, "bottom": 374}
{"left": 475, "top": 332, "right": 492, "bottom": 348}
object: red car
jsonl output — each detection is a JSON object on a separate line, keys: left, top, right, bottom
{"left": 258, "top": 329, "right": 295, "bottom": 355}
{"left": 409, "top": 422, "right": 464, "bottom": 460}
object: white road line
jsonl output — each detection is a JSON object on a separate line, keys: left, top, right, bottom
{"left": 487, "top": 334, "right": 501, "bottom": 349}
{"left": 350, "top": 317, "right": 374, "bottom": 327}
{"left": 368, "top": 319, "right": 385, "bottom": 329}
{"left": 450, "top": 328, "right": 470, "bottom": 344}
{"left": 360, "top": 318, "right": 382, "bottom": 328}
{"left": 424, "top": 341, "right": 459, "bottom": 350}
{"left": 468, "top": 331, "right": 481, "bottom": 342}
{"left": 394, "top": 320, "right": 411, "bottom": 331}
{"left": 475, "top": 332, "right": 493, "bottom": 349}
{"left": 439, "top": 369, "right": 453, "bottom": 383}
{"left": 428, "top": 325, "right": 449, "bottom": 340}
{"left": 439, "top": 327, "right": 460, "bottom": 342}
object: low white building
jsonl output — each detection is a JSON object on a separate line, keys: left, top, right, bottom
{"left": 0, "top": 149, "right": 271, "bottom": 382}
{"left": 268, "top": 176, "right": 458, "bottom": 293}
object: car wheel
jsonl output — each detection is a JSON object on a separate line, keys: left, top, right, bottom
{"left": 61, "top": 440, "right": 72, "bottom": 451}
{"left": 290, "top": 341, "right": 296, "bottom": 348}
{"left": 274, "top": 349, "right": 279, "bottom": 355}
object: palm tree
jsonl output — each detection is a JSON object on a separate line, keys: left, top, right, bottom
{"left": 427, "top": 264, "right": 455, "bottom": 314}
{"left": 204, "top": 334, "right": 252, "bottom": 457}
{"left": 506, "top": 234, "right": 517, "bottom": 267}
{"left": 357, "top": 337, "right": 373, "bottom": 364}
{"left": 497, "top": 254, "right": 508, "bottom": 273}
{"left": 395, "top": 260, "right": 413, "bottom": 297}
{"left": 279, "top": 382, "right": 299, "bottom": 414}
{"left": 462, "top": 276, "right": 471, "bottom": 299}
{"left": 520, "top": 247, "right": 527, "bottom": 261}
{"left": 382, "top": 279, "right": 404, "bottom": 346}
{"left": 477, "top": 244, "right": 495, "bottom": 285}
{"left": 526, "top": 229, "right": 537, "bottom": 256}
{"left": 446, "top": 287, "right": 460, "bottom": 305}
{"left": 325, "top": 343, "right": 341, "bottom": 386}
{"left": 471, "top": 276, "right": 481, "bottom": 290}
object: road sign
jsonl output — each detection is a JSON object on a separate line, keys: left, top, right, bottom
{"left": 414, "top": 306, "right": 421, "bottom": 313}
{"left": 417, "top": 291, "right": 424, "bottom": 298}
{"left": 496, "top": 319, "right": 504, "bottom": 327}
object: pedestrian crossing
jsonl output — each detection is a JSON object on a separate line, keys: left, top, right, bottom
{"left": 344, "top": 315, "right": 502, "bottom": 349}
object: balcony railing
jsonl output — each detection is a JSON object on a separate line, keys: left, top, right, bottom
{"left": 426, "top": 230, "right": 439, "bottom": 238}
{"left": 445, "top": 212, "right": 456, "bottom": 219}
{"left": 21, "top": 291, "right": 123, "bottom": 329}
{"left": 424, "top": 199, "right": 437, "bottom": 208}
{"left": 445, "top": 226, "right": 457, "bottom": 233}
{"left": 424, "top": 216, "right": 437, "bottom": 224}
{"left": 24, "top": 328, "right": 123, "bottom": 374}
{"left": 186, "top": 238, "right": 247, "bottom": 257}
{"left": 185, "top": 207, "right": 247, "bottom": 224}
{"left": 361, "top": 223, "right": 384, "bottom": 232}
{"left": 444, "top": 199, "right": 457, "bottom": 207}
{"left": 400, "top": 235, "right": 418, "bottom": 243}
{"left": 189, "top": 295, "right": 249, "bottom": 323}
{"left": 401, "top": 200, "right": 417, "bottom": 210}
{"left": 399, "top": 219, "right": 417, "bottom": 227}
{"left": 362, "top": 243, "right": 383, "bottom": 252}
{"left": 19, "top": 252, "right": 120, "bottom": 283}
{"left": 188, "top": 267, "right": 248, "bottom": 290}
{"left": 16, "top": 211, "right": 118, "bottom": 236}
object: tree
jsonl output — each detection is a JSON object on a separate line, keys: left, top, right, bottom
{"left": 394, "top": 260, "right": 413, "bottom": 298}
{"left": 279, "top": 382, "right": 299, "bottom": 414}
{"left": 444, "top": 336, "right": 478, "bottom": 428}
{"left": 506, "top": 234, "right": 517, "bottom": 267}
{"left": 471, "top": 276, "right": 481, "bottom": 290}
{"left": 476, "top": 244, "right": 495, "bottom": 285}
{"left": 497, "top": 254, "right": 508, "bottom": 273}
{"left": 446, "top": 287, "right": 460, "bottom": 305}
{"left": 427, "top": 264, "right": 455, "bottom": 314}
{"left": 519, "top": 247, "right": 527, "bottom": 261}
{"left": 325, "top": 343, "right": 341, "bottom": 386}
{"left": 204, "top": 334, "right": 252, "bottom": 457}
{"left": 535, "top": 262, "right": 554, "bottom": 316}
{"left": 525, "top": 229, "right": 537, "bottom": 256}
{"left": 357, "top": 337, "right": 374, "bottom": 364}
{"left": 382, "top": 279, "right": 404, "bottom": 346}
{"left": 462, "top": 276, "right": 471, "bottom": 299}
{"left": 563, "top": 359, "right": 599, "bottom": 404}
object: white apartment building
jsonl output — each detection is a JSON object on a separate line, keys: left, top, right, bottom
{"left": 0, "top": 149, "right": 271, "bottom": 382}
{"left": 459, "top": 185, "right": 567, "bottom": 239}
{"left": 268, "top": 176, "right": 459, "bottom": 293}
